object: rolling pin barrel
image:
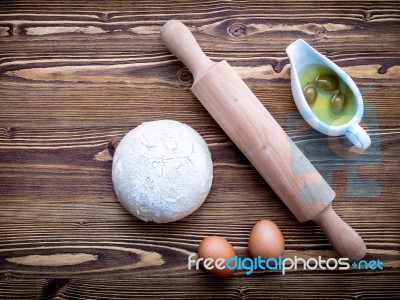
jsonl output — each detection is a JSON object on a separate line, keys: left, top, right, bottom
{"left": 161, "top": 20, "right": 366, "bottom": 261}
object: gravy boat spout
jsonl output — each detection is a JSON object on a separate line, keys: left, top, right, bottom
{"left": 286, "top": 39, "right": 371, "bottom": 150}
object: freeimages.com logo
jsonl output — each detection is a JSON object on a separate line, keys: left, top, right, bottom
{"left": 188, "top": 254, "right": 383, "bottom": 275}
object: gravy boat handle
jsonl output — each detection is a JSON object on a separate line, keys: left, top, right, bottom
{"left": 345, "top": 123, "right": 371, "bottom": 150}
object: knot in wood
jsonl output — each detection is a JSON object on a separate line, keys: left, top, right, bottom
{"left": 228, "top": 23, "right": 247, "bottom": 38}
{"left": 237, "top": 286, "right": 248, "bottom": 299}
{"left": 108, "top": 139, "right": 119, "bottom": 157}
{"left": 378, "top": 65, "right": 387, "bottom": 74}
{"left": 177, "top": 67, "right": 193, "bottom": 86}
{"left": 363, "top": 10, "right": 372, "bottom": 21}
{"left": 271, "top": 61, "right": 285, "bottom": 74}
{"left": 315, "top": 26, "right": 327, "bottom": 38}
{"left": 5, "top": 127, "right": 16, "bottom": 138}
{"left": 100, "top": 13, "right": 109, "bottom": 21}
{"left": 11, "top": 25, "right": 20, "bottom": 36}
{"left": 325, "top": 49, "right": 338, "bottom": 56}
{"left": 41, "top": 279, "right": 72, "bottom": 299}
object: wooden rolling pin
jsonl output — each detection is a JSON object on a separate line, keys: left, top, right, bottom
{"left": 161, "top": 20, "right": 366, "bottom": 261}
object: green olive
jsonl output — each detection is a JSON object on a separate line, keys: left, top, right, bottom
{"left": 303, "top": 84, "right": 317, "bottom": 106}
{"left": 316, "top": 75, "right": 338, "bottom": 91}
{"left": 330, "top": 92, "right": 346, "bottom": 116}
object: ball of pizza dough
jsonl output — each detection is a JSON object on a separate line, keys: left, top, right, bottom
{"left": 112, "top": 120, "right": 213, "bottom": 223}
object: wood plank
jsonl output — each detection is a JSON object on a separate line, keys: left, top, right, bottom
{"left": 0, "top": 1, "right": 399, "bottom": 52}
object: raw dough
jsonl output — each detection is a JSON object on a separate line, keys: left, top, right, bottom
{"left": 112, "top": 120, "right": 213, "bottom": 223}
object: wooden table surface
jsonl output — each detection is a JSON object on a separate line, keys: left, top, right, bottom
{"left": 1, "top": 1, "right": 399, "bottom": 299}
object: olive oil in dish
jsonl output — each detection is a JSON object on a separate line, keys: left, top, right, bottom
{"left": 286, "top": 39, "right": 371, "bottom": 150}
{"left": 300, "top": 64, "right": 356, "bottom": 126}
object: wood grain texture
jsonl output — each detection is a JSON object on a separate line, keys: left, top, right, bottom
{"left": 0, "top": 0, "right": 399, "bottom": 299}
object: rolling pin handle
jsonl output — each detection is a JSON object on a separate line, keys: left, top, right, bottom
{"left": 161, "top": 20, "right": 215, "bottom": 82}
{"left": 313, "top": 205, "right": 366, "bottom": 261}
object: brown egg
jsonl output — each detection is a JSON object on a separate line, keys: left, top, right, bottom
{"left": 248, "top": 220, "right": 285, "bottom": 260}
{"left": 197, "top": 236, "right": 236, "bottom": 277}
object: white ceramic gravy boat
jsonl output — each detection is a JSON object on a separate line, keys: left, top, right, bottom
{"left": 286, "top": 39, "right": 371, "bottom": 150}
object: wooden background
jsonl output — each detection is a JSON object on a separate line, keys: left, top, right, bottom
{"left": 1, "top": 1, "right": 399, "bottom": 299}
